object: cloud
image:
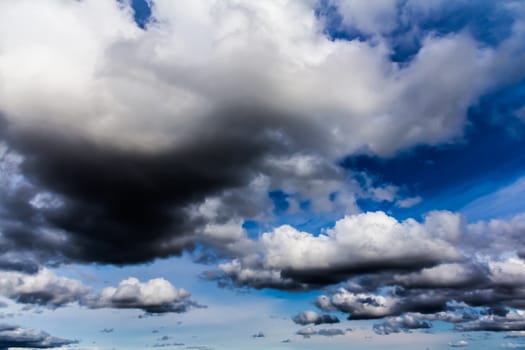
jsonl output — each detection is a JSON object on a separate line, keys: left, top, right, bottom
{"left": 207, "top": 210, "right": 463, "bottom": 289}
{"left": 153, "top": 342, "right": 185, "bottom": 348}
{"left": 292, "top": 311, "right": 340, "bottom": 325}
{"left": 0, "top": 269, "right": 91, "bottom": 308}
{"left": 0, "top": 0, "right": 525, "bottom": 337}
{"left": 449, "top": 340, "right": 469, "bottom": 347}
{"left": 296, "top": 327, "right": 347, "bottom": 338}
{"left": 0, "top": 0, "right": 523, "bottom": 272}
{"left": 373, "top": 315, "right": 431, "bottom": 335}
{"left": 455, "top": 310, "right": 525, "bottom": 332}
{"left": 0, "top": 323, "right": 76, "bottom": 349}
{"left": 251, "top": 332, "right": 265, "bottom": 338}
{"left": 0, "top": 269, "right": 201, "bottom": 314}
{"left": 90, "top": 277, "right": 199, "bottom": 314}
{"left": 502, "top": 342, "right": 525, "bottom": 349}
{"left": 506, "top": 332, "right": 525, "bottom": 338}
{"left": 396, "top": 196, "right": 423, "bottom": 208}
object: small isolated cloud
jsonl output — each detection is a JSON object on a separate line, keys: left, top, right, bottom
{"left": 296, "top": 327, "right": 347, "bottom": 338}
{"left": 153, "top": 342, "right": 184, "bottom": 348}
{"left": 100, "top": 328, "right": 114, "bottom": 333}
{"left": 252, "top": 332, "right": 265, "bottom": 338}
{"left": 455, "top": 310, "right": 525, "bottom": 332}
{"left": 292, "top": 311, "right": 340, "bottom": 325}
{"left": 91, "top": 277, "right": 200, "bottom": 314}
{"left": 317, "top": 328, "right": 346, "bottom": 337}
{"left": 449, "top": 340, "right": 469, "bottom": 347}
{"left": 0, "top": 323, "right": 76, "bottom": 349}
{"left": 373, "top": 315, "right": 431, "bottom": 335}
{"left": 396, "top": 196, "right": 423, "bottom": 208}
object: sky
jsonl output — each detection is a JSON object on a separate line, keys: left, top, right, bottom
{"left": 1, "top": 0, "right": 525, "bottom": 349}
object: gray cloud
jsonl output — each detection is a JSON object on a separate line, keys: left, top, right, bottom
{"left": 0, "top": 323, "right": 76, "bottom": 349}
{"left": 292, "top": 311, "right": 340, "bottom": 325}
{"left": 448, "top": 340, "right": 469, "bottom": 348}
{"left": 206, "top": 210, "right": 464, "bottom": 290}
{"left": 373, "top": 315, "right": 431, "bottom": 335}
{"left": 296, "top": 327, "right": 347, "bottom": 338}
{"left": 88, "top": 277, "right": 202, "bottom": 314}
{"left": 0, "top": 0, "right": 522, "bottom": 273}
{"left": 455, "top": 310, "right": 525, "bottom": 332}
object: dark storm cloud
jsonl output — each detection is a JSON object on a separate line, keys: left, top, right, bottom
{"left": 0, "top": 107, "right": 323, "bottom": 267}
{"left": 0, "top": 323, "right": 76, "bottom": 349}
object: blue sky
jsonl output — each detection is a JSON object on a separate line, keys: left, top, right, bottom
{"left": 0, "top": 0, "right": 525, "bottom": 349}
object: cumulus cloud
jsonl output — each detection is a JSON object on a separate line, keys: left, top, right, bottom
{"left": 0, "top": 323, "right": 76, "bottom": 349}
{"left": 200, "top": 207, "right": 525, "bottom": 334}
{"left": 0, "top": 0, "right": 525, "bottom": 338}
{"left": 0, "top": 269, "right": 200, "bottom": 314}
{"left": 373, "top": 315, "right": 431, "bottom": 335}
{"left": 296, "top": 327, "right": 347, "bottom": 338}
{"left": 0, "top": 269, "right": 91, "bottom": 308}
{"left": 207, "top": 210, "right": 463, "bottom": 289}
{"left": 292, "top": 310, "right": 340, "bottom": 325}
{"left": 455, "top": 310, "right": 525, "bottom": 332}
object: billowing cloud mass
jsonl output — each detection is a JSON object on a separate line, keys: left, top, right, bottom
{"left": 0, "top": 0, "right": 523, "bottom": 272}
{"left": 208, "top": 210, "right": 464, "bottom": 289}
{"left": 0, "top": 323, "right": 76, "bottom": 349}
{"left": 0, "top": 0, "right": 525, "bottom": 343}
{"left": 0, "top": 269, "right": 200, "bottom": 314}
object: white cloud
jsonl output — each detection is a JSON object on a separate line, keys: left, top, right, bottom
{"left": 0, "top": 269, "right": 199, "bottom": 314}
{"left": 0, "top": 269, "right": 91, "bottom": 308}
{"left": 260, "top": 210, "right": 462, "bottom": 271}
{"left": 93, "top": 277, "right": 192, "bottom": 313}
{"left": 0, "top": 0, "right": 521, "bottom": 157}
{"left": 396, "top": 196, "right": 423, "bottom": 208}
